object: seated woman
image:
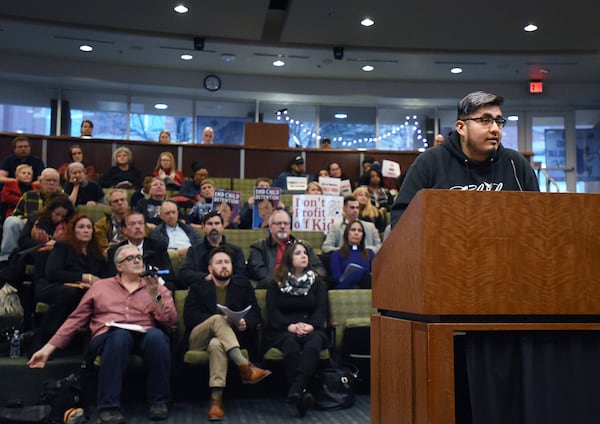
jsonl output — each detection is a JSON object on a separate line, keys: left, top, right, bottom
{"left": 364, "top": 166, "right": 393, "bottom": 213}
{"left": 16, "top": 195, "right": 75, "bottom": 331}
{"left": 63, "top": 162, "right": 105, "bottom": 206}
{"left": 153, "top": 151, "right": 184, "bottom": 190}
{"left": 353, "top": 186, "right": 386, "bottom": 233}
{"left": 32, "top": 214, "right": 108, "bottom": 352}
{"left": 57, "top": 144, "right": 96, "bottom": 183}
{"left": 305, "top": 181, "right": 323, "bottom": 194}
{"left": 330, "top": 220, "right": 374, "bottom": 289}
{"left": 158, "top": 129, "right": 171, "bottom": 144}
{"left": 266, "top": 240, "right": 328, "bottom": 418}
{"left": 1, "top": 164, "right": 36, "bottom": 220}
{"left": 99, "top": 146, "right": 142, "bottom": 189}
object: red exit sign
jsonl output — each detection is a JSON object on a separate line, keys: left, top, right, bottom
{"left": 530, "top": 81, "right": 544, "bottom": 93}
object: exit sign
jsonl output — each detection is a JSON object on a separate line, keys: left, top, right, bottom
{"left": 530, "top": 81, "right": 543, "bottom": 93}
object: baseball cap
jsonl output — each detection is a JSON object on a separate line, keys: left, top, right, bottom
{"left": 291, "top": 155, "right": 304, "bottom": 165}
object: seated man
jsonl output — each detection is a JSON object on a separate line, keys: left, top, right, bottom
{"left": 28, "top": 244, "right": 177, "bottom": 423}
{"left": 150, "top": 200, "right": 202, "bottom": 259}
{"left": 184, "top": 247, "right": 271, "bottom": 420}
{"left": 247, "top": 209, "right": 325, "bottom": 289}
{"left": 179, "top": 210, "right": 246, "bottom": 285}
{"left": 272, "top": 155, "right": 314, "bottom": 192}
{"left": 0, "top": 135, "right": 46, "bottom": 183}
{"left": 95, "top": 189, "right": 130, "bottom": 254}
{"left": 321, "top": 195, "right": 382, "bottom": 254}
{"left": 107, "top": 212, "right": 178, "bottom": 292}
{"left": 0, "top": 168, "right": 63, "bottom": 264}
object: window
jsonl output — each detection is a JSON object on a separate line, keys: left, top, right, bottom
{"left": 130, "top": 96, "right": 192, "bottom": 142}
{"left": 262, "top": 103, "right": 317, "bottom": 147}
{"left": 64, "top": 90, "right": 128, "bottom": 139}
{"left": 195, "top": 99, "right": 255, "bottom": 145}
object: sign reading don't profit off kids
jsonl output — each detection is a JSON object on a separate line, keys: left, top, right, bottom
{"left": 291, "top": 194, "right": 343, "bottom": 232}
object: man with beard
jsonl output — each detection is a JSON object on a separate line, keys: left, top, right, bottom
{"left": 184, "top": 247, "right": 271, "bottom": 421}
{"left": 247, "top": 209, "right": 325, "bottom": 289}
{"left": 179, "top": 210, "right": 246, "bottom": 285}
{"left": 106, "top": 212, "right": 178, "bottom": 291}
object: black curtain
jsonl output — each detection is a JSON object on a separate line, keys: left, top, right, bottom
{"left": 457, "top": 331, "right": 600, "bottom": 424}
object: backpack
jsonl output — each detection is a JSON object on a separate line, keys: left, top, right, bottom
{"left": 38, "top": 374, "right": 84, "bottom": 424}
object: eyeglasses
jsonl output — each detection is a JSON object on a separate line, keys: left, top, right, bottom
{"left": 118, "top": 254, "right": 143, "bottom": 264}
{"left": 461, "top": 116, "right": 507, "bottom": 128}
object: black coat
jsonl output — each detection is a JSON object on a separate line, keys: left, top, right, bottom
{"left": 179, "top": 236, "right": 246, "bottom": 285}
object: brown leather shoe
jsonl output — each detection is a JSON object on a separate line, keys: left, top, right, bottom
{"left": 207, "top": 394, "right": 224, "bottom": 421}
{"left": 239, "top": 362, "right": 272, "bottom": 384}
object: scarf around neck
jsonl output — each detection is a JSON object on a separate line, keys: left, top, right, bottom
{"left": 280, "top": 270, "right": 315, "bottom": 296}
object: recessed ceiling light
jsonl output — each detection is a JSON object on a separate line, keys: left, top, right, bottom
{"left": 221, "top": 53, "right": 236, "bottom": 63}
{"left": 334, "top": 113, "right": 348, "bottom": 119}
{"left": 362, "top": 65, "right": 374, "bottom": 72}
{"left": 450, "top": 67, "right": 463, "bottom": 74}
{"left": 507, "top": 115, "right": 519, "bottom": 121}
{"left": 180, "top": 54, "right": 193, "bottom": 60}
{"left": 154, "top": 103, "right": 168, "bottom": 110}
{"left": 273, "top": 60, "right": 285, "bottom": 67}
{"left": 524, "top": 23, "right": 538, "bottom": 32}
{"left": 79, "top": 45, "right": 93, "bottom": 52}
{"left": 174, "top": 4, "right": 188, "bottom": 13}
{"left": 361, "top": 17, "right": 375, "bottom": 27}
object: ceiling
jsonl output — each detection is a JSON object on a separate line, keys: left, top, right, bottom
{"left": 1, "top": 0, "right": 600, "bottom": 108}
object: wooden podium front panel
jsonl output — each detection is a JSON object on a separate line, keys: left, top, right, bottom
{"left": 244, "top": 123, "right": 289, "bottom": 148}
{"left": 373, "top": 191, "right": 600, "bottom": 316}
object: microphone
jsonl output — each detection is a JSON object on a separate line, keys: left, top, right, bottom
{"left": 140, "top": 267, "right": 170, "bottom": 277}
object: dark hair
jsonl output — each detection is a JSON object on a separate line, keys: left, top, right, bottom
{"left": 368, "top": 167, "right": 384, "bottom": 187}
{"left": 362, "top": 156, "right": 375, "bottom": 166}
{"left": 37, "top": 195, "right": 76, "bottom": 224}
{"left": 12, "top": 135, "right": 30, "bottom": 149}
{"left": 120, "top": 211, "right": 145, "bottom": 227}
{"left": 208, "top": 246, "right": 233, "bottom": 264}
{"left": 202, "top": 209, "right": 223, "bottom": 225}
{"left": 457, "top": 91, "right": 504, "bottom": 119}
{"left": 343, "top": 195, "right": 357, "bottom": 206}
{"left": 64, "top": 214, "right": 103, "bottom": 259}
{"left": 340, "top": 219, "right": 369, "bottom": 260}
{"left": 81, "top": 119, "right": 94, "bottom": 129}
{"left": 274, "top": 239, "right": 317, "bottom": 285}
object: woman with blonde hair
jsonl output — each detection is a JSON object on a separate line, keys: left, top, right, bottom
{"left": 352, "top": 186, "right": 386, "bottom": 233}
{"left": 153, "top": 151, "right": 184, "bottom": 190}
{"left": 99, "top": 146, "right": 142, "bottom": 189}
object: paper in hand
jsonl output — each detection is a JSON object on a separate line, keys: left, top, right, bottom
{"left": 217, "top": 304, "right": 252, "bottom": 323}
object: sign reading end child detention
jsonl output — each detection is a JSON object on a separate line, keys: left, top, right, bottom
{"left": 291, "top": 194, "right": 343, "bottom": 232}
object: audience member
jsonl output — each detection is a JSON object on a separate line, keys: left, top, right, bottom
{"left": 187, "top": 179, "right": 216, "bottom": 229}
{"left": 99, "top": 146, "right": 142, "bottom": 189}
{"left": 106, "top": 212, "right": 178, "bottom": 292}
{"left": 357, "top": 156, "right": 376, "bottom": 187}
{"left": 153, "top": 151, "right": 184, "bottom": 190}
{"left": 158, "top": 130, "right": 171, "bottom": 144}
{"left": 1, "top": 164, "right": 35, "bottom": 219}
{"left": 328, "top": 162, "right": 350, "bottom": 184}
{"left": 28, "top": 244, "right": 176, "bottom": 423}
{"left": 150, "top": 200, "right": 202, "bottom": 259}
{"left": 238, "top": 177, "right": 272, "bottom": 229}
{"left": 316, "top": 168, "right": 329, "bottom": 178}
{"left": 133, "top": 177, "right": 168, "bottom": 229}
{"left": 179, "top": 210, "right": 246, "bottom": 285}
{"left": 202, "top": 126, "right": 215, "bottom": 144}
{"left": 364, "top": 166, "right": 393, "bottom": 212}
{"left": 80, "top": 120, "right": 93, "bottom": 137}
{"left": 265, "top": 240, "right": 328, "bottom": 418}
{"left": 391, "top": 91, "right": 539, "bottom": 225}
{"left": 183, "top": 247, "right": 271, "bottom": 420}
{"left": 321, "top": 195, "right": 381, "bottom": 254}
{"left": 330, "top": 220, "right": 374, "bottom": 289}
{"left": 214, "top": 201, "right": 239, "bottom": 229}
{"left": 433, "top": 133, "right": 445, "bottom": 147}
{"left": 320, "top": 137, "right": 332, "bottom": 149}
{"left": 130, "top": 174, "right": 153, "bottom": 208}
{"left": 32, "top": 214, "right": 108, "bottom": 352}
{"left": 247, "top": 210, "right": 325, "bottom": 289}
{"left": 0, "top": 135, "right": 46, "bottom": 183}
{"left": 178, "top": 161, "right": 209, "bottom": 203}
{"left": 63, "top": 162, "right": 105, "bottom": 206}
{"left": 57, "top": 144, "right": 96, "bottom": 183}
{"left": 95, "top": 189, "right": 130, "bottom": 253}
{"left": 305, "top": 181, "right": 323, "bottom": 195}
{"left": 353, "top": 186, "right": 387, "bottom": 233}
{"left": 272, "top": 155, "right": 314, "bottom": 192}
{"left": 254, "top": 199, "right": 275, "bottom": 229}
{"left": 0, "top": 168, "right": 63, "bottom": 264}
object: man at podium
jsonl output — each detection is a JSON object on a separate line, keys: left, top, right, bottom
{"left": 391, "top": 91, "right": 539, "bottom": 226}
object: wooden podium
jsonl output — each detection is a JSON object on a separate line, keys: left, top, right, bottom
{"left": 371, "top": 190, "right": 600, "bottom": 424}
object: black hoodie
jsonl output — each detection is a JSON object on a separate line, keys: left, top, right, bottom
{"left": 391, "top": 131, "right": 539, "bottom": 226}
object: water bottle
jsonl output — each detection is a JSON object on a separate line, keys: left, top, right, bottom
{"left": 9, "top": 329, "right": 21, "bottom": 358}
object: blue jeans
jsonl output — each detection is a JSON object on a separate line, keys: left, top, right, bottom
{"left": 90, "top": 328, "right": 171, "bottom": 409}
